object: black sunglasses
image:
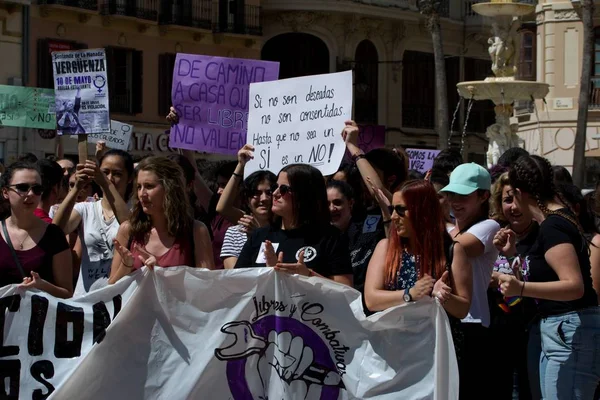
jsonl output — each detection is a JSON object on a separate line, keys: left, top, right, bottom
{"left": 251, "top": 189, "right": 273, "bottom": 198}
{"left": 9, "top": 183, "right": 44, "bottom": 196}
{"left": 388, "top": 204, "right": 408, "bottom": 217}
{"left": 270, "top": 183, "right": 292, "bottom": 196}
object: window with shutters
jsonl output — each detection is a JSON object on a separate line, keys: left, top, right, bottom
{"left": 37, "top": 39, "right": 87, "bottom": 89}
{"left": 106, "top": 47, "right": 143, "bottom": 115}
{"left": 518, "top": 25, "right": 536, "bottom": 81}
{"left": 158, "top": 53, "right": 176, "bottom": 115}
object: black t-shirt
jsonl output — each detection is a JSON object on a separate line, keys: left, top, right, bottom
{"left": 527, "top": 211, "right": 598, "bottom": 316}
{"left": 234, "top": 224, "right": 352, "bottom": 278}
{"left": 347, "top": 212, "right": 386, "bottom": 293}
{"left": 488, "top": 223, "right": 539, "bottom": 327}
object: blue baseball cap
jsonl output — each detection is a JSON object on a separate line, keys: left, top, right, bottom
{"left": 440, "top": 163, "right": 491, "bottom": 195}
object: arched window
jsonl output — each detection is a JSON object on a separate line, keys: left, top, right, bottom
{"left": 261, "top": 33, "right": 329, "bottom": 79}
{"left": 354, "top": 40, "right": 379, "bottom": 124}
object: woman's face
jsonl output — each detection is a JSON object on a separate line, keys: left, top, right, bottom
{"left": 391, "top": 191, "right": 414, "bottom": 238}
{"left": 328, "top": 187, "right": 353, "bottom": 230}
{"left": 3, "top": 169, "right": 42, "bottom": 212}
{"left": 248, "top": 180, "right": 273, "bottom": 219}
{"left": 432, "top": 182, "right": 451, "bottom": 219}
{"left": 511, "top": 187, "right": 533, "bottom": 221}
{"left": 271, "top": 172, "right": 293, "bottom": 219}
{"left": 100, "top": 155, "right": 130, "bottom": 198}
{"left": 501, "top": 185, "right": 530, "bottom": 231}
{"left": 447, "top": 191, "right": 487, "bottom": 223}
{"left": 69, "top": 173, "right": 92, "bottom": 202}
{"left": 137, "top": 170, "right": 165, "bottom": 215}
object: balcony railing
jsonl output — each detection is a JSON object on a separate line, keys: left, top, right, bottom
{"left": 110, "top": 92, "right": 132, "bottom": 114}
{"left": 37, "top": 0, "right": 98, "bottom": 11}
{"left": 214, "top": 4, "right": 262, "bottom": 36}
{"left": 101, "top": 0, "right": 158, "bottom": 21}
{"left": 160, "top": 0, "right": 212, "bottom": 30}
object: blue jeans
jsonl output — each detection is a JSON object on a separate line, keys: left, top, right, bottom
{"left": 528, "top": 307, "right": 600, "bottom": 399}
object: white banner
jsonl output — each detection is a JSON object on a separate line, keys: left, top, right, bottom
{"left": 51, "top": 48, "right": 110, "bottom": 135}
{"left": 0, "top": 268, "right": 458, "bottom": 399}
{"left": 244, "top": 71, "right": 352, "bottom": 178}
{"left": 87, "top": 120, "right": 133, "bottom": 151}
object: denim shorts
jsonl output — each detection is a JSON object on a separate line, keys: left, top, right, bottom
{"left": 528, "top": 307, "right": 600, "bottom": 400}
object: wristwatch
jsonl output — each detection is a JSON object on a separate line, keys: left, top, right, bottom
{"left": 403, "top": 287, "right": 413, "bottom": 303}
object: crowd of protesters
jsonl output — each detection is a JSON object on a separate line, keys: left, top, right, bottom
{"left": 1, "top": 113, "right": 599, "bottom": 399}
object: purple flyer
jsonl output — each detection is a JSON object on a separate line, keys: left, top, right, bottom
{"left": 170, "top": 54, "right": 279, "bottom": 155}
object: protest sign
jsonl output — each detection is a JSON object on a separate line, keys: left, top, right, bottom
{"left": 1, "top": 268, "right": 458, "bottom": 400}
{"left": 87, "top": 120, "right": 133, "bottom": 151}
{"left": 244, "top": 70, "right": 353, "bottom": 178}
{"left": 406, "top": 148, "right": 441, "bottom": 173}
{"left": 344, "top": 124, "right": 386, "bottom": 161}
{"left": 51, "top": 48, "right": 110, "bottom": 136}
{"left": 170, "top": 54, "right": 280, "bottom": 155}
{"left": 0, "top": 85, "right": 56, "bottom": 129}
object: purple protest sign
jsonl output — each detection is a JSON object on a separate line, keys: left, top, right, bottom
{"left": 344, "top": 125, "right": 386, "bottom": 161}
{"left": 170, "top": 54, "right": 279, "bottom": 155}
{"left": 406, "top": 148, "right": 441, "bottom": 173}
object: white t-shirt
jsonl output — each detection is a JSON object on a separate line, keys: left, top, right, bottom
{"left": 458, "top": 219, "right": 500, "bottom": 327}
{"left": 73, "top": 201, "right": 119, "bottom": 296}
{"left": 220, "top": 225, "right": 248, "bottom": 260}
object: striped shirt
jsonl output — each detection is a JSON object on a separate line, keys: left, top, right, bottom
{"left": 220, "top": 225, "right": 248, "bottom": 260}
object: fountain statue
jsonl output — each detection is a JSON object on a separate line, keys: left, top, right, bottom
{"left": 457, "top": 0, "right": 549, "bottom": 168}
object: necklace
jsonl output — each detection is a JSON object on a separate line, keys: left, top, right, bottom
{"left": 18, "top": 233, "right": 30, "bottom": 250}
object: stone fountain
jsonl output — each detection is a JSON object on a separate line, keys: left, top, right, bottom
{"left": 456, "top": 0, "right": 549, "bottom": 168}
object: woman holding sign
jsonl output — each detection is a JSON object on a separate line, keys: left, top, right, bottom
{"left": 216, "top": 144, "right": 277, "bottom": 269}
{"left": 53, "top": 149, "right": 133, "bottom": 296}
{"left": 108, "top": 157, "right": 214, "bottom": 282}
{"left": 235, "top": 164, "right": 353, "bottom": 285}
{"left": 0, "top": 162, "right": 73, "bottom": 298}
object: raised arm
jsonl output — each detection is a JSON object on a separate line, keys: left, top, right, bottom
{"left": 53, "top": 163, "right": 92, "bottom": 233}
{"left": 342, "top": 120, "right": 392, "bottom": 202}
{"left": 90, "top": 160, "right": 130, "bottom": 224}
{"left": 216, "top": 144, "right": 254, "bottom": 224}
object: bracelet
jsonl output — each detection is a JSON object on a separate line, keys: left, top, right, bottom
{"left": 122, "top": 260, "right": 134, "bottom": 269}
{"left": 232, "top": 172, "right": 243, "bottom": 179}
{"left": 383, "top": 220, "right": 392, "bottom": 224}
{"left": 520, "top": 281, "right": 525, "bottom": 297}
{"left": 352, "top": 153, "right": 366, "bottom": 162}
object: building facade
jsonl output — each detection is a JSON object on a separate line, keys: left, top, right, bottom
{"left": 260, "top": 0, "right": 494, "bottom": 163}
{"left": 517, "top": 0, "right": 600, "bottom": 185}
{"left": 10, "top": 0, "right": 262, "bottom": 164}
{"left": 2, "top": 0, "right": 498, "bottom": 165}
{"left": 0, "top": 0, "right": 27, "bottom": 166}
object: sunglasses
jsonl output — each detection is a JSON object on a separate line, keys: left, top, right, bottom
{"left": 388, "top": 204, "right": 408, "bottom": 217}
{"left": 270, "top": 183, "right": 292, "bottom": 196}
{"left": 251, "top": 189, "right": 273, "bottom": 198}
{"left": 9, "top": 183, "right": 44, "bottom": 196}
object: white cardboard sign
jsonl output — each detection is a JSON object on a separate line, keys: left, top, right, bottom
{"left": 87, "top": 120, "right": 133, "bottom": 151}
{"left": 244, "top": 71, "right": 352, "bottom": 177}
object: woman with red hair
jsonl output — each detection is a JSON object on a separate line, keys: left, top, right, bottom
{"left": 364, "top": 180, "right": 472, "bottom": 320}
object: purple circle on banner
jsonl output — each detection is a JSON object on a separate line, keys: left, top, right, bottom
{"left": 225, "top": 315, "right": 340, "bottom": 399}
